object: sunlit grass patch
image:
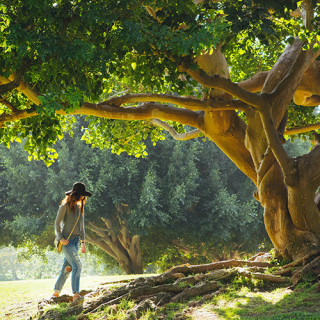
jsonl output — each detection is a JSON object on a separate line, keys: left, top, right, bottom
{"left": 80, "top": 298, "right": 136, "bottom": 320}
{"left": 202, "top": 283, "right": 320, "bottom": 320}
{"left": 87, "top": 308, "right": 127, "bottom": 320}
{"left": 118, "top": 297, "right": 136, "bottom": 310}
{"left": 155, "top": 301, "right": 188, "bottom": 319}
{"left": 140, "top": 309, "right": 162, "bottom": 320}
{"left": 258, "top": 311, "right": 320, "bottom": 319}
{"left": 243, "top": 287, "right": 292, "bottom": 304}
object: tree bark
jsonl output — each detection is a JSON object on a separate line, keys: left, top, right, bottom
{"left": 85, "top": 208, "right": 143, "bottom": 275}
{"left": 188, "top": 42, "right": 320, "bottom": 262}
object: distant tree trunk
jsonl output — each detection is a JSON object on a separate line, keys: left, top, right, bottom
{"left": 86, "top": 205, "right": 143, "bottom": 274}
{"left": 11, "top": 264, "right": 20, "bottom": 281}
{"left": 215, "top": 251, "right": 240, "bottom": 261}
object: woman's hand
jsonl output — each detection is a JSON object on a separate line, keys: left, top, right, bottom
{"left": 81, "top": 242, "right": 86, "bottom": 254}
{"left": 60, "top": 238, "right": 69, "bottom": 245}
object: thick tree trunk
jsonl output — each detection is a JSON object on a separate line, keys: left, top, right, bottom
{"left": 259, "top": 161, "right": 320, "bottom": 261}
{"left": 194, "top": 44, "right": 320, "bottom": 262}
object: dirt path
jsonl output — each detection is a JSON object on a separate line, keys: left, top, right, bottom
{"left": 2, "top": 300, "right": 38, "bottom": 320}
{"left": 185, "top": 308, "right": 222, "bottom": 319}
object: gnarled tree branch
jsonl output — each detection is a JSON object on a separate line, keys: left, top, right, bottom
{"left": 0, "top": 63, "right": 27, "bottom": 95}
{"left": 259, "top": 107, "right": 293, "bottom": 174}
{"left": 285, "top": 123, "right": 320, "bottom": 135}
{"left": 270, "top": 49, "right": 307, "bottom": 104}
{"left": 207, "top": 99, "right": 248, "bottom": 111}
{"left": 0, "top": 102, "right": 201, "bottom": 129}
{"left": 151, "top": 119, "right": 201, "bottom": 140}
{"left": 106, "top": 93, "right": 209, "bottom": 111}
{"left": 238, "top": 71, "right": 269, "bottom": 93}
{"left": 0, "top": 97, "right": 19, "bottom": 113}
{"left": 88, "top": 221, "right": 110, "bottom": 233}
{"left": 85, "top": 233, "right": 118, "bottom": 260}
{"left": 0, "top": 75, "right": 40, "bottom": 105}
{"left": 179, "top": 63, "right": 265, "bottom": 108}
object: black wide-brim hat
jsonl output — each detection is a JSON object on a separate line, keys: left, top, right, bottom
{"left": 65, "top": 182, "right": 92, "bottom": 197}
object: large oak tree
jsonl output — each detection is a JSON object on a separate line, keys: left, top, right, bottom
{"left": 1, "top": 0, "right": 320, "bottom": 262}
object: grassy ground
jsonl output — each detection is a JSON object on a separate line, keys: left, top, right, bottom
{"left": 205, "top": 284, "right": 320, "bottom": 319}
{"left": 78, "top": 279, "right": 320, "bottom": 320}
{"left": 0, "top": 274, "right": 152, "bottom": 320}
{"left": 2, "top": 274, "right": 320, "bottom": 319}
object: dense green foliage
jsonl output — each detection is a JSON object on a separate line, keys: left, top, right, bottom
{"left": 0, "top": 118, "right": 269, "bottom": 270}
{"left": 0, "top": 0, "right": 319, "bottom": 163}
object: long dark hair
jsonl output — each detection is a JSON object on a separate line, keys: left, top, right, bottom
{"left": 61, "top": 193, "right": 87, "bottom": 215}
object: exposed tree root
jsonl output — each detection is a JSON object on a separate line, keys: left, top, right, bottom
{"left": 247, "top": 252, "right": 269, "bottom": 261}
{"left": 126, "top": 298, "right": 157, "bottom": 320}
{"left": 165, "top": 259, "right": 272, "bottom": 276}
{"left": 272, "top": 267, "right": 295, "bottom": 276}
{"left": 100, "top": 279, "right": 136, "bottom": 285}
{"left": 171, "top": 282, "right": 219, "bottom": 302}
{"left": 291, "top": 256, "right": 320, "bottom": 286}
{"left": 237, "top": 268, "right": 290, "bottom": 283}
{"left": 173, "top": 269, "right": 236, "bottom": 287}
{"left": 282, "top": 249, "right": 320, "bottom": 269}
{"left": 36, "top": 258, "right": 296, "bottom": 320}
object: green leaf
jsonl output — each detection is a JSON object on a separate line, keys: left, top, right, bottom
{"left": 287, "top": 36, "right": 295, "bottom": 45}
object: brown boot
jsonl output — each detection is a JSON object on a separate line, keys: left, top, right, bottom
{"left": 73, "top": 293, "right": 81, "bottom": 302}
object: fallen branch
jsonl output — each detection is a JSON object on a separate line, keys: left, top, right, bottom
{"left": 166, "top": 259, "right": 273, "bottom": 276}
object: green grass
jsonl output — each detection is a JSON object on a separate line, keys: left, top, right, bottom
{"left": 205, "top": 283, "right": 320, "bottom": 319}
{"left": 0, "top": 274, "right": 154, "bottom": 320}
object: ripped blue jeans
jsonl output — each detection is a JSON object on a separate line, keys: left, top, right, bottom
{"left": 54, "top": 236, "right": 82, "bottom": 294}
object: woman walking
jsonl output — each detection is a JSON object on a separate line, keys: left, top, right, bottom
{"left": 53, "top": 182, "right": 92, "bottom": 301}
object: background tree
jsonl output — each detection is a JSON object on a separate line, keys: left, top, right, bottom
{"left": 1, "top": 0, "right": 320, "bottom": 262}
{"left": 0, "top": 119, "right": 269, "bottom": 274}
{"left": 0, "top": 246, "right": 21, "bottom": 280}
{"left": 0, "top": 246, "right": 112, "bottom": 280}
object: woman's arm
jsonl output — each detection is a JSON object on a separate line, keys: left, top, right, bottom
{"left": 80, "top": 211, "right": 85, "bottom": 241}
{"left": 54, "top": 204, "right": 66, "bottom": 241}
{"left": 81, "top": 209, "right": 86, "bottom": 253}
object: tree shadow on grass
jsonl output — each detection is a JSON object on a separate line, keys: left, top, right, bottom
{"left": 208, "top": 284, "right": 320, "bottom": 320}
